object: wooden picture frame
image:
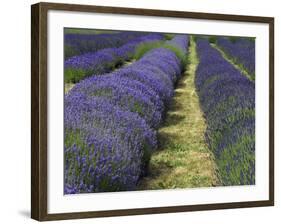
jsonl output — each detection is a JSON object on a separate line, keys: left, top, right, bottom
{"left": 31, "top": 2, "right": 274, "bottom": 221}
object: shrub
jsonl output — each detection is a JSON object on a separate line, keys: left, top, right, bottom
{"left": 208, "top": 36, "right": 217, "bottom": 44}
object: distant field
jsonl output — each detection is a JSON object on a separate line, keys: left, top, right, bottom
{"left": 65, "top": 28, "right": 120, "bottom": 34}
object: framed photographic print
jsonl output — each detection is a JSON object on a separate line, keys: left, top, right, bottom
{"left": 31, "top": 2, "right": 274, "bottom": 221}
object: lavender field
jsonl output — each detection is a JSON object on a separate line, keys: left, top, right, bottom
{"left": 64, "top": 29, "right": 255, "bottom": 194}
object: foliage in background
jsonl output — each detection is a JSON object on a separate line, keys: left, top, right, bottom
{"left": 208, "top": 36, "right": 217, "bottom": 44}
{"left": 65, "top": 28, "right": 119, "bottom": 35}
{"left": 164, "top": 33, "right": 175, "bottom": 40}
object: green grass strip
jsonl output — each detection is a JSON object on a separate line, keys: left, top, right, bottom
{"left": 137, "top": 36, "right": 219, "bottom": 190}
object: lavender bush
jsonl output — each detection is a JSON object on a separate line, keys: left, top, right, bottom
{"left": 216, "top": 37, "right": 255, "bottom": 79}
{"left": 195, "top": 39, "right": 255, "bottom": 185}
{"left": 64, "top": 96, "right": 157, "bottom": 193}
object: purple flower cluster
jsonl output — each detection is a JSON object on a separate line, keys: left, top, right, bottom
{"left": 64, "top": 97, "right": 157, "bottom": 193}
{"left": 195, "top": 39, "right": 255, "bottom": 185}
{"left": 64, "top": 35, "right": 189, "bottom": 193}
{"left": 217, "top": 37, "right": 255, "bottom": 77}
{"left": 64, "top": 34, "right": 165, "bottom": 83}
{"left": 65, "top": 31, "right": 147, "bottom": 58}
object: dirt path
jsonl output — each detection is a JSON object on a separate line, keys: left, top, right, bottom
{"left": 138, "top": 36, "right": 219, "bottom": 190}
{"left": 211, "top": 43, "right": 254, "bottom": 81}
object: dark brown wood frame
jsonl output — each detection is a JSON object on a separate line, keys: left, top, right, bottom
{"left": 31, "top": 2, "right": 274, "bottom": 221}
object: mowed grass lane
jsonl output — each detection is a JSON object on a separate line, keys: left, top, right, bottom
{"left": 137, "top": 36, "right": 219, "bottom": 190}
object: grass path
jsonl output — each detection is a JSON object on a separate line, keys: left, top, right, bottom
{"left": 137, "top": 36, "right": 219, "bottom": 190}
{"left": 211, "top": 43, "right": 254, "bottom": 81}
{"left": 65, "top": 83, "right": 75, "bottom": 93}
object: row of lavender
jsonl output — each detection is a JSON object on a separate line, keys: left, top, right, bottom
{"left": 216, "top": 37, "right": 255, "bottom": 79}
{"left": 65, "top": 31, "right": 147, "bottom": 58}
{"left": 64, "top": 35, "right": 189, "bottom": 194}
{"left": 64, "top": 33, "right": 164, "bottom": 83}
{"left": 196, "top": 39, "right": 255, "bottom": 185}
